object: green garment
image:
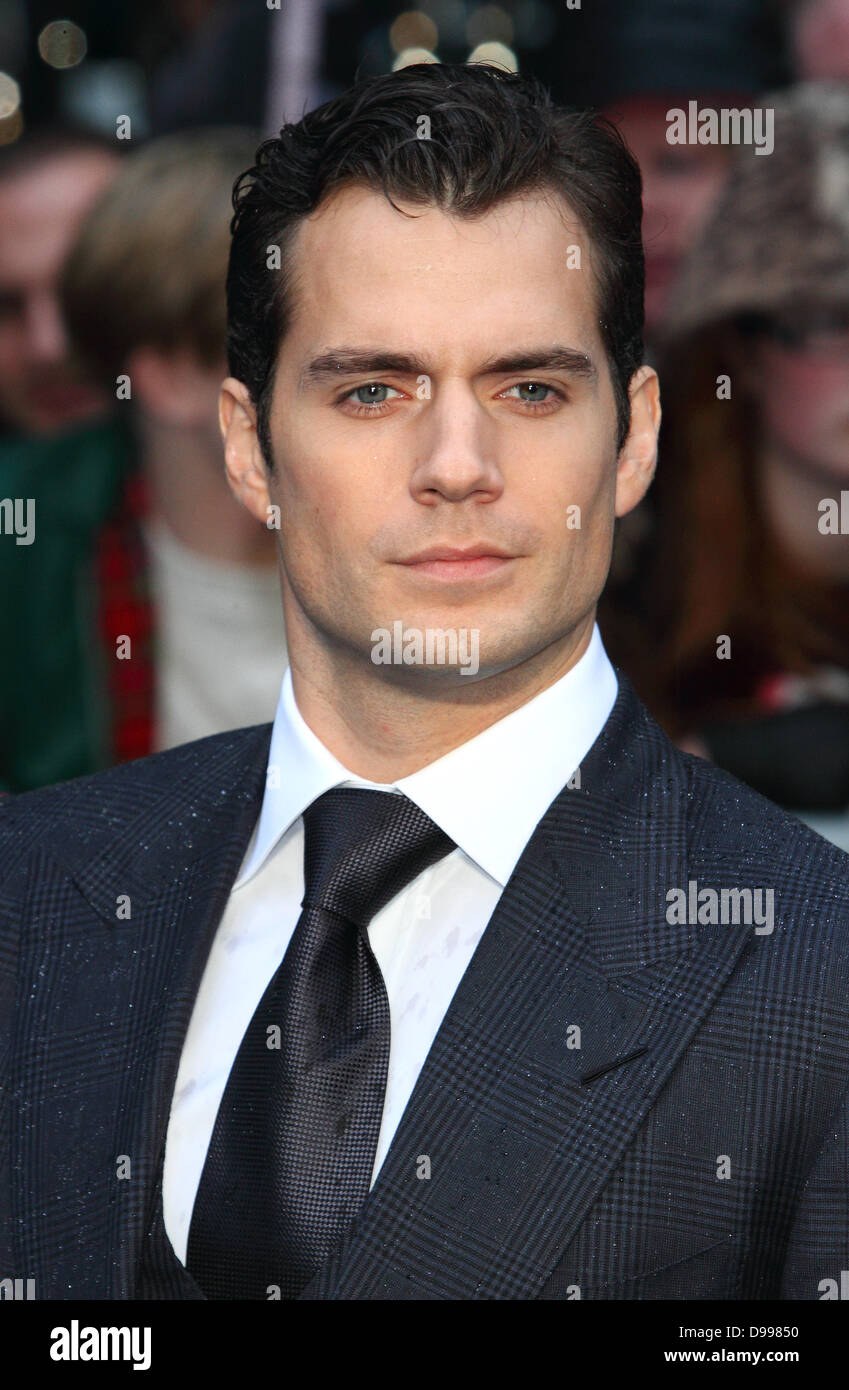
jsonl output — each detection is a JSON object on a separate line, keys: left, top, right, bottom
{"left": 0, "top": 412, "right": 137, "bottom": 793}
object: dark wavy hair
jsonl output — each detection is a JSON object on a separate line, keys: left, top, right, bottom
{"left": 226, "top": 61, "right": 645, "bottom": 470}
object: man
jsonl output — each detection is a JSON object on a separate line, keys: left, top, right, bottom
{"left": 0, "top": 125, "right": 127, "bottom": 794}
{"left": 0, "top": 127, "right": 118, "bottom": 439}
{"left": 1, "top": 61, "right": 847, "bottom": 1302}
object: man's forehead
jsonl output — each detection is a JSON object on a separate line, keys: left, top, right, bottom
{"left": 291, "top": 180, "right": 590, "bottom": 266}
{"left": 284, "top": 183, "right": 600, "bottom": 355}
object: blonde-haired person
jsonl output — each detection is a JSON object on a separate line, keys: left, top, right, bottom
{"left": 0, "top": 127, "right": 287, "bottom": 791}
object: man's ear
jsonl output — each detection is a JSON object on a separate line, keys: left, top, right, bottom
{"left": 614, "top": 364, "right": 661, "bottom": 519}
{"left": 220, "top": 377, "right": 272, "bottom": 525}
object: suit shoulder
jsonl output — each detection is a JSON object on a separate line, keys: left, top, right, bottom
{"left": 620, "top": 678, "right": 847, "bottom": 870}
{"left": 676, "top": 743, "right": 849, "bottom": 881}
{"left": 0, "top": 722, "right": 272, "bottom": 879}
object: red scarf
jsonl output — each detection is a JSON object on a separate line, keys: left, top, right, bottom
{"left": 93, "top": 467, "right": 156, "bottom": 765}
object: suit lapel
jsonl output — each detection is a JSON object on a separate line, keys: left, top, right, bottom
{"left": 17, "top": 723, "right": 272, "bottom": 1297}
{"left": 298, "top": 673, "right": 754, "bottom": 1299}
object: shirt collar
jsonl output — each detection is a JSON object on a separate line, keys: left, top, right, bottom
{"left": 234, "top": 622, "right": 618, "bottom": 891}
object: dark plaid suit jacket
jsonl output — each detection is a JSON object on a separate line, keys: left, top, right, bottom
{"left": 2, "top": 670, "right": 848, "bottom": 1300}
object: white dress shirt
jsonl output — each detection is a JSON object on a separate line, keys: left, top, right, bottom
{"left": 162, "top": 622, "right": 618, "bottom": 1263}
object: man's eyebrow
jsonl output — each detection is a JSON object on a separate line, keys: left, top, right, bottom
{"left": 477, "top": 346, "right": 598, "bottom": 381}
{"left": 298, "top": 344, "right": 598, "bottom": 391}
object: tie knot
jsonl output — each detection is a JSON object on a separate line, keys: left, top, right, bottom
{"left": 301, "top": 787, "right": 455, "bottom": 928}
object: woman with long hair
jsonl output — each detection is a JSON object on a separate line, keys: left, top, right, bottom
{"left": 600, "top": 83, "right": 849, "bottom": 844}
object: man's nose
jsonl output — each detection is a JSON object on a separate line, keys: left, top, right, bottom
{"left": 409, "top": 384, "right": 505, "bottom": 503}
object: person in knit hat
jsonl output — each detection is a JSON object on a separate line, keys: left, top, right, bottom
{"left": 594, "top": 0, "right": 787, "bottom": 337}
{"left": 599, "top": 82, "right": 849, "bottom": 849}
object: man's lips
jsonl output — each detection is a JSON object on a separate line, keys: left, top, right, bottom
{"left": 394, "top": 544, "right": 517, "bottom": 580}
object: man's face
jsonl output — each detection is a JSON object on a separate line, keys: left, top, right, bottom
{"left": 230, "top": 183, "right": 657, "bottom": 688}
{"left": 0, "top": 151, "right": 117, "bottom": 436}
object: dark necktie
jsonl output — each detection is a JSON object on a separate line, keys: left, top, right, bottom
{"left": 185, "top": 786, "right": 455, "bottom": 1299}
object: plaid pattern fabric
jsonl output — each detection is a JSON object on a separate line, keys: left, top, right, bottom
{"left": 1, "top": 671, "right": 848, "bottom": 1300}
{"left": 93, "top": 467, "right": 156, "bottom": 765}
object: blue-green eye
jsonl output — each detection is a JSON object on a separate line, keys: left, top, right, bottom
{"left": 344, "top": 383, "right": 403, "bottom": 407}
{"left": 501, "top": 382, "right": 564, "bottom": 407}
{"left": 505, "top": 382, "right": 554, "bottom": 402}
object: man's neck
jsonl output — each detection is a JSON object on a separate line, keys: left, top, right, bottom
{"left": 136, "top": 412, "right": 278, "bottom": 567}
{"left": 759, "top": 439, "right": 849, "bottom": 581}
{"left": 287, "top": 612, "right": 596, "bottom": 781}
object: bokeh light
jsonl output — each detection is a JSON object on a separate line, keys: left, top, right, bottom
{"left": 466, "top": 41, "right": 518, "bottom": 71}
{"left": 0, "top": 71, "right": 21, "bottom": 119}
{"left": 392, "top": 46, "right": 440, "bottom": 71}
{"left": 38, "top": 19, "right": 87, "bottom": 69}
{"left": 389, "top": 11, "right": 439, "bottom": 56}
{"left": 0, "top": 71, "right": 23, "bottom": 145}
{"left": 467, "top": 6, "right": 514, "bottom": 47}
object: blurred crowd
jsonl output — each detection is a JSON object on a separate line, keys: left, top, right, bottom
{"left": 1, "top": 0, "right": 849, "bottom": 848}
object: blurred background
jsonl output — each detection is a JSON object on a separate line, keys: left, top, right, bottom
{"left": 1, "top": 0, "right": 848, "bottom": 850}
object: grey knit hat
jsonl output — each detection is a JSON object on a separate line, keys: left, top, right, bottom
{"left": 663, "top": 82, "right": 849, "bottom": 340}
